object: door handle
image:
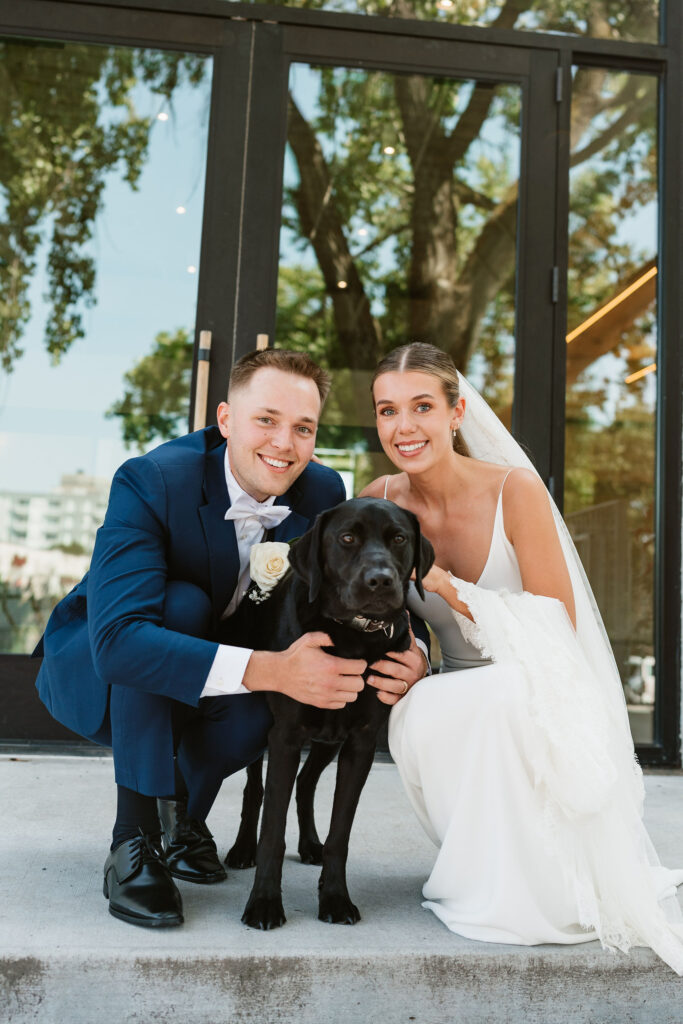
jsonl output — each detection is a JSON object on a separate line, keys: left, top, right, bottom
{"left": 193, "top": 330, "right": 212, "bottom": 431}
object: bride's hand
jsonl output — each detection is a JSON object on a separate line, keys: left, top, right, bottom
{"left": 411, "top": 567, "right": 473, "bottom": 620}
{"left": 411, "top": 564, "right": 450, "bottom": 597}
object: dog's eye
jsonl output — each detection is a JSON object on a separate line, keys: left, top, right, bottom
{"left": 340, "top": 533, "right": 356, "bottom": 545}
{"left": 393, "top": 533, "right": 406, "bottom": 544}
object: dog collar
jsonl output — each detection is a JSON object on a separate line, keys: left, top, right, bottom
{"left": 335, "top": 615, "right": 397, "bottom": 639}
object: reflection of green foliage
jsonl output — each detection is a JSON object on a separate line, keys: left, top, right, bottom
{"left": 50, "top": 541, "right": 87, "bottom": 555}
{"left": 0, "top": 41, "right": 206, "bottom": 372}
{"left": 106, "top": 328, "right": 193, "bottom": 451}
{"left": 252, "top": 0, "right": 657, "bottom": 42}
{"left": 566, "top": 374, "right": 656, "bottom": 646}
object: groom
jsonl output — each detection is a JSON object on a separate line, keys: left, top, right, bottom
{"left": 35, "top": 347, "right": 428, "bottom": 928}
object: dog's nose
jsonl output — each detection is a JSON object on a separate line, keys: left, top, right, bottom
{"left": 362, "top": 567, "right": 395, "bottom": 590}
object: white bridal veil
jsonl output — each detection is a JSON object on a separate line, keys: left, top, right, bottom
{"left": 451, "top": 372, "right": 683, "bottom": 973}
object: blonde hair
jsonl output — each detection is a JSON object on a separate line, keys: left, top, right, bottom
{"left": 371, "top": 343, "right": 470, "bottom": 456}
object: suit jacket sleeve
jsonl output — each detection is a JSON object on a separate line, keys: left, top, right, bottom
{"left": 87, "top": 457, "right": 217, "bottom": 706}
{"left": 409, "top": 612, "right": 431, "bottom": 661}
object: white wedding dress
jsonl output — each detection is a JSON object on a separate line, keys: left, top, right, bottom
{"left": 391, "top": 473, "right": 604, "bottom": 945}
{"left": 385, "top": 377, "right": 683, "bottom": 973}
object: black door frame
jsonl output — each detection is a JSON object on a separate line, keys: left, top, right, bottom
{"left": 0, "top": 0, "right": 680, "bottom": 767}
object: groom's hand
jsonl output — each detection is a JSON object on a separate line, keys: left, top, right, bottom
{"left": 242, "top": 633, "right": 366, "bottom": 710}
{"left": 366, "top": 630, "right": 428, "bottom": 706}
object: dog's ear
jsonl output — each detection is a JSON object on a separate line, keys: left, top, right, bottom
{"left": 287, "top": 509, "right": 331, "bottom": 603}
{"left": 405, "top": 510, "right": 435, "bottom": 601}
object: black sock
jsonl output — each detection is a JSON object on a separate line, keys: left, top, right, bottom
{"left": 111, "top": 785, "right": 161, "bottom": 850}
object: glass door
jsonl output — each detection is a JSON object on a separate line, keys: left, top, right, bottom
{"left": 0, "top": 13, "right": 229, "bottom": 740}
{"left": 274, "top": 63, "right": 523, "bottom": 493}
{"left": 233, "top": 27, "right": 561, "bottom": 486}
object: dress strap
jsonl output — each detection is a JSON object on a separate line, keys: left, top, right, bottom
{"left": 499, "top": 468, "right": 514, "bottom": 498}
{"left": 496, "top": 468, "right": 515, "bottom": 547}
{"left": 383, "top": 475, "right": 391, "bottom": 499}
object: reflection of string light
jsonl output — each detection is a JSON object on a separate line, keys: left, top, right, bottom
{"left": 357, "top": 228, "right": 368, "bottom": 237}
{"left": 176, "top": 206, "right": 186, "bottom": 215}
{"left": 566, "top": 266, "right": 657, "bottom": 344}
{"left": 383, "top": 146, "right": 395, "bottom": 155}
{"left": 187, "top": 265, "right": 197, "bottom": 274}
{"left": 157, "top": 112, "right": 169, "bottom": 122}
{"left": 338, "top": 280, "right": 348, "bottom": 289}
{"left": 625, "top": 362, "right": 656, "bottom": 384}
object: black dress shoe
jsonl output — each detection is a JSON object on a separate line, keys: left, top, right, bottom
{"left": 157, "top": 798, "right": 227, "bottom": 884}
{"left": 103, "top": 833, "right": 183, "bottom": 928}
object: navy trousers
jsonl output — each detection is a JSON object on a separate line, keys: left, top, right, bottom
{"left": 109, "top": 581, "right": 272, "bottom": 820}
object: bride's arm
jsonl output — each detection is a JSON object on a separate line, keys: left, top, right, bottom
{"left": 418, "top": 469, "right": 576, "bottom": 628}
{"left": 415, "top": 565, "right": 475, "bottom": 620}
{"left": 503, "top": 469, "right": 576, "bottom": 627}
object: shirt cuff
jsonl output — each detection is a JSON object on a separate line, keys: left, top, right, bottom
{"left": 200, "top": 644, "right": 253, "bottom": 697}
{"left": 414, "top": 637, "right": 431, "bottom": 676}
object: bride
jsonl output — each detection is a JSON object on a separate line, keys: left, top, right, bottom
{"left": 360, "top": 342, "right": 683, "bottom": 973}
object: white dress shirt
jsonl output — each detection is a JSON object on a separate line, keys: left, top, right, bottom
{"left": 200, "top": 451, "right": 278, "bottom": 698}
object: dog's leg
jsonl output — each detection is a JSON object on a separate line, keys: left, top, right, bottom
{"left": 296, "top": 741, "right": 339, "bottom": 865}
{"left": 318, "top": 736, "right": 376, "bottom": 925}
{"left": 225, "top": 755, "right": 264, "bottom": 869}
{"left": 242, "top": 734, "right": 301, "bottom": 930}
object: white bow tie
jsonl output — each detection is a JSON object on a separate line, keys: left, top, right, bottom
{"left": 224, "top": 494, "right": 291, "bottom": 530}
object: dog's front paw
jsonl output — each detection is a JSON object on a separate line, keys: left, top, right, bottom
{"left": 242, "top": 894, "right": 287, "bottom": 930}
{"left": 318, "top": 891, "right": 361, "bottom": 925}
{"left": 225, "top": 840, "right": 257, "bottom": 870}
{"left": 298, "top": 839, "right": 324, "bottom": 865}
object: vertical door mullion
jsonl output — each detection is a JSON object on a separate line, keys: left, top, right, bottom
{"left": 548, "top": 50, "right": 573, "bottom": 512}
{"left": 512, "top": 49, "right": 561, "bottom": 486}
{"left": 191, "top": 21, "right": 267, "bottom": 422}
{"left": 229, "top": 23, "right": 289, "bottom": 366}
{"left": 653, "top": 0, "right": 682, "bottom": 763}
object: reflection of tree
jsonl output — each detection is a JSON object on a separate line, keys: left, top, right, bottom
{"left": 279, "top": 28, "right": 656, "bottom": 385}
{"left": 106, "top": 328, "right": 193, "bottom": 451}
{"left": 565, "top": 369, "right": 656, "bottom": 656}
{"left": 0, "top": 41, "right": 205, "bottom": 372}
{"left": 1, "top": 2, "right": 658, "bottom": 453}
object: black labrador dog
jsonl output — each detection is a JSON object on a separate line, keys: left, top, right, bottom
{"left": 221, "top": 497, "right": 434, "bottom": 930}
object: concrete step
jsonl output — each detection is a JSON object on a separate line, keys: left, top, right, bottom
{"left": 2, "top": 754, "right": 683, "bottom": 1023}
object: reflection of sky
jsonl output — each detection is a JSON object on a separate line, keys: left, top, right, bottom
{"left": 0, "top": 58, "right": 212, "bottom": 493}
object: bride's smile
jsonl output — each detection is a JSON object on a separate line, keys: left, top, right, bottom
{"left": 373, "top": 370, "right": 464, "bottom": 473}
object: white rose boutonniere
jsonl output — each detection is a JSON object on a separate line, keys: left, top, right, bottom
{"left": 248, "top": 542, "right": 291, "bottom": 603}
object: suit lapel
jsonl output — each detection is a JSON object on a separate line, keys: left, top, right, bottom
{"left": 199, "top": 459, "right": 312, "bottom": 615}
{"left": 272, "top": 488, "right": 307, "bottom": 543}
{"left": 199, "top": 442, "right": 240, "bottom": 619}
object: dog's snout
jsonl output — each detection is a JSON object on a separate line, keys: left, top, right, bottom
{"left": 362, "top": 566, "right": 395, "bottom": 590}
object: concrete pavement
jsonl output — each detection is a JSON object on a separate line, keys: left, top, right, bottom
{"left": 2, "top": 753, "right": 683, "bottom": 1023}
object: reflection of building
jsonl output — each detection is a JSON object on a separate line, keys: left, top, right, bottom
{"left": 0, "top": 472, "right": 102, "bottom": 654}
{"left": 0, "top": 471, "right": 110, "bottom": 554}
{"left": 0, "top": 542, "right": 90, "bottom": 654}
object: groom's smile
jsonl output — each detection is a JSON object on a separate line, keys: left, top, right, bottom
{"left": 217, "top": 366, "right": 321, "bottom": 502}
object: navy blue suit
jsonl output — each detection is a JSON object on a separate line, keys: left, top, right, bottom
{"left": 35, "top": 426, "right": 346, "bottom": 799}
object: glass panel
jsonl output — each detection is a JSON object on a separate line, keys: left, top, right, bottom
{"left": 275, "top": 64, "right": 521, "bottom": 496}
{"left": 234, "top": 1, "right": 659, "bottom": 43}
{"left": 0, "top": 39, "right": 212, "bottom": 654}
{"left": 565, "top": 69, "right": 658, "bottom": 743}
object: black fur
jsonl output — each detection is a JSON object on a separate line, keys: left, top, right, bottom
{"left": 221, "top": 497, "right": 434, "bottom": 929}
